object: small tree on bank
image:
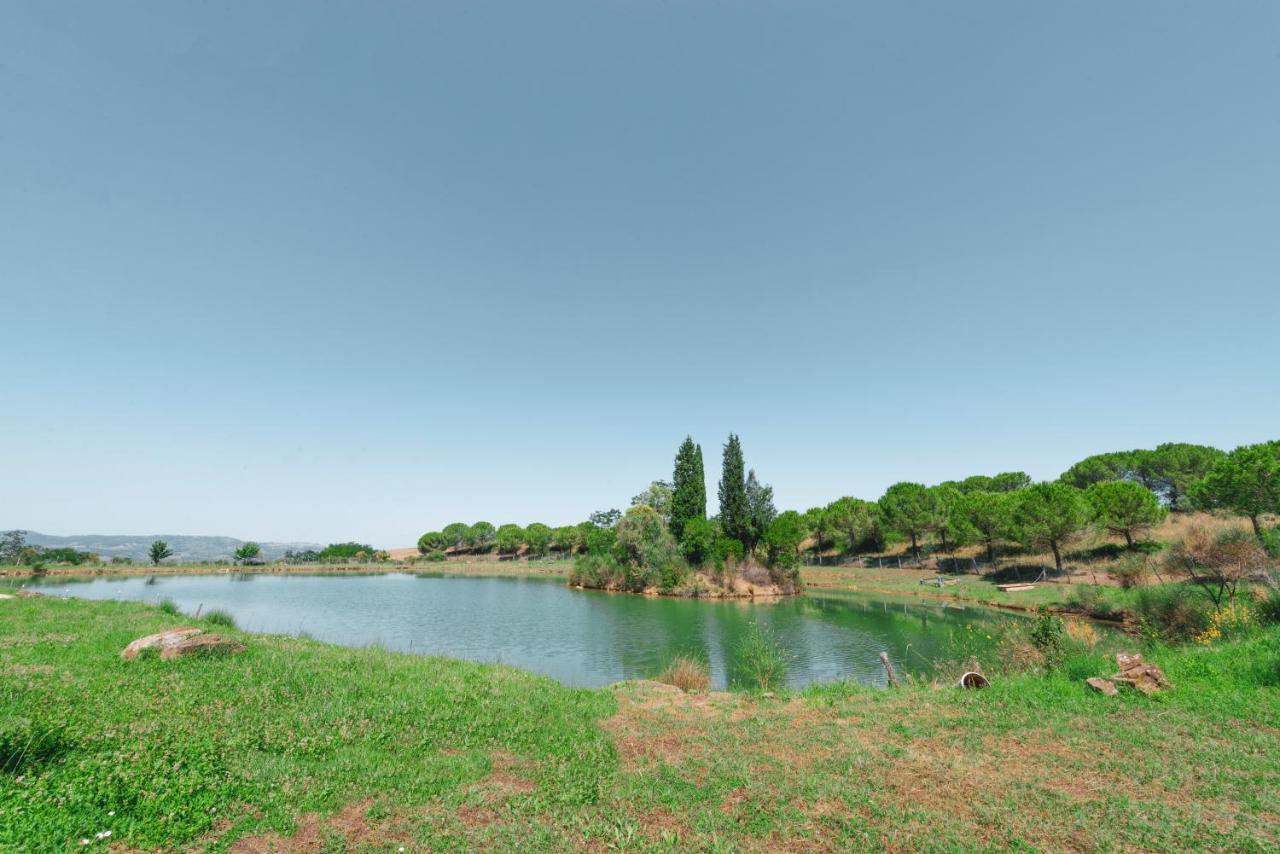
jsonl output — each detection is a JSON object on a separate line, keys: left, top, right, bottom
{"left": 743, "top": 470, "right": 777, "bottom": 557}
{"left": 524, "top": 523, "right": 553, "bottom": 556}
{"left": 232, "top": 542, "right": 262, "bottom": 565}
{"left": 494, "top": 524, "right": 525, "bottom": 555}
{"left": 418, "top": 531, "right": 447, "bottom": 554}
{"left": 148, "top": 540, "right": 173, "bottom": 567}
{"left": 1167, "top": 525, "right": 1267, "bottom": 606}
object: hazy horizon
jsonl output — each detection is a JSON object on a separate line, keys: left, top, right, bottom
{"left": 4, "top": 2, "right": 1278, "bottom": 546}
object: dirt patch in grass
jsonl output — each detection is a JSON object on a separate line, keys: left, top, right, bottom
{"left": 228, "top": 800, "right": 406, "bottom": 853}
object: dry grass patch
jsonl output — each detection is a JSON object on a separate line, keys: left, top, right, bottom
{"left": 657, "top": 655, "right": 710, "bottom": 693}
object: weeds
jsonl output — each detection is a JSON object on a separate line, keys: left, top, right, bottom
{"left": 657, "top": 656, "right": 710, "bottom": 693}
{"left": 203, "top": 609, "right": 237, "bottom": 629}
{"left": 157, "top": 599, "right": 181, "bottom": 616}
{"left": 733, "top": 621, "right": 787, "bottom": 692}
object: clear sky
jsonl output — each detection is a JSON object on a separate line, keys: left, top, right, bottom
{"left": 3, "top": 2, "right": 1278, "bottom": 547}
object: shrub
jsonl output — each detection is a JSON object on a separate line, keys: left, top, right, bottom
{"left": 733, "top": 622, "right": 788, "bottom": 692}
{"left": 1133, "top": 585, "right": 1213, "bottom": 642}
{"left": 1256, "top": 588, "right": 1280, "bottom": 625}
{"left": 1261, "top": 526, "right": 1280, "bottom": 559}
{"left": 203, "top": 609, "right": 237, "bottom": 629}
{"left": 1109, "top": 553, "right": 1151, "bottom": 589}
{"left": 713, "top": 538, "right": 744, "bottom": 564}
{"left": 157, "top": 599, "right": 181, "bottom": 616}
{"left": 1194, "top": 601, "right": 1257, "bottom": 645}
{"left": 680, "top": 517, "right": 718, "bottom": 567}
{"left": 419, "top": 551, "right": 447, "bottom": 563}
{"left": 1029, "top": 611, "right": 1066, "bottom": 669}
{"left": 1167, "top": 526, "right": 1268, "bottom": 606}
{"left": 1063, "top": 618, "right": 1099, "bottom": 650}
{"left": 657, "top": 656, "right": 710, "bottom": 693}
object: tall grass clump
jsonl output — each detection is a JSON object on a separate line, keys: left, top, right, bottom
{"left": 657, "top": 656, "right": 710, "bottom": 693}
{"left": 734, "top": 622, "right": 788, "bottom": 693}
{"left": 156, "top": 599, "right": 181, "bottom": 616}
{"left": 203, "top": 609, "right": 237, "bottom": 629}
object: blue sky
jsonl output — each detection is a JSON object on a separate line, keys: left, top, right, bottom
{"left": 3, "top": 2, "right": 1278, "bottom": 547}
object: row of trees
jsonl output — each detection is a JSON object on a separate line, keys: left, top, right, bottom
{"left": 413, "top": 437, "right": 1278, "bottom": 579}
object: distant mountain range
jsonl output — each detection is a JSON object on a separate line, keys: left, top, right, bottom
{"left": 15, "top": 531, "right": 322, "bottom": 563}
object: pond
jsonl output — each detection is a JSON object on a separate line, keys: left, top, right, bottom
{"left": 25, "top": 573, "right": 1024, "bottom": 689}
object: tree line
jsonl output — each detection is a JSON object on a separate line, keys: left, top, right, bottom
{"left": 415, "top": 436, "right": 1280, "bottom": 578}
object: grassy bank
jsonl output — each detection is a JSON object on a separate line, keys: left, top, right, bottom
{"left": 2, "top": 596, "right": 1277, "bottom": 851}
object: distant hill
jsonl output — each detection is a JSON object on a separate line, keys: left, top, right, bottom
{"left": 15, "top": 531, "right": 322, "bottom": 563}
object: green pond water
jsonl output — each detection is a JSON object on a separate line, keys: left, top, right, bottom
{"left": 25, "top": 573, "right": 1025, "bottom": 689}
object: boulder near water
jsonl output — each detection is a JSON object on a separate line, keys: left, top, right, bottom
{"left": 158, "top": 634, "right": 246, "bottom": 660}
{"left": 120, "top": 627, "right": 204, "bottom": 660}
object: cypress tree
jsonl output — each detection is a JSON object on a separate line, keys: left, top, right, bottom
{"left": 670, "top": 436, "right": 706, "bottom": 540}
{"left": 719, "top": 434, "right": 748, "bottom": 548}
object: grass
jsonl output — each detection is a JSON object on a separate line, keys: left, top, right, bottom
{"left": 656, "top": 657, "right": 710, "bottom": 693}
{"left": 1, "top": 595, "right": 1277, "bottom": 851}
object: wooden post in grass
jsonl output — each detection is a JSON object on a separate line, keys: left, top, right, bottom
{"left": 880, "top": 651, "right": 899, "bottom": 688}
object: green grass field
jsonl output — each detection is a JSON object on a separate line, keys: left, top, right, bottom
{"left": 2, "top": 595, "right": 1278, "bottom": 851}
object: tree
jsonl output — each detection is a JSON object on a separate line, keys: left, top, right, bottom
{"left": 1085, "top": 480, "right": 1166, "bottom": 547}
{"left": 494, "top": 524, "right": 525, "bottom": 555}
{"left": 317, "top": 542, "right": 377, "bottom": 562}
{"left": 878, "top": 482, "right": 937, "bottom": 557}
{"left": 441, "top": 523, "right": 470, "bottom": 550}
{"left": 990, "top": 471, "right": 1032, "bottom": 492}
{"left": 927, "top": 484, "right": 974, "bottom": 554}
{"left": 764, "top": 510, "right": 806, "bottom": 571}
{"left": 468, "top": 521, "right": 497, "bottom": 552}
{"left": 958, "top": 475, "right": 994, "bottom": 494}
{"left": 960, "top": 490, "right": 1017, "bottom": 564}
{"left": 589, "top": 508, "right": 622, "bottom": 528}
{"left": 551, "top": 526, "right": 579, "bottom": 555}
{"left": 417, "top": 531, "right": 447, "bottom": 554}
{"left": 1189, "top": 441, "right": 1280, "bottom": 540}
{"left": 524, "top": 523, "right": 553, "bottom": 555}
{"left": 826, "top": 497, "right": 882, "bottom": 554}
{"left": 232, "top": 542, "right": 262, "bottom": 565}
{"left": 1060, "top": 452, "right": 1137, "bottom": 489}
{"left": 718, "top": 434, "right": 749, "bottom": 549}
{"left": 0, "top": 530, "right": 28, "bottom": 564}
{"left": 614, "top": 505, "right": 684, "bottom": 591}
{"left": 803, "top": 506, "right": 833, "bottom": 562}
{"left": 670, "top": 436, "right": 707, "bottom": 540}
{"left": 148, "top": 540, "right": 173, "bottom": 567}
{"left": 679, "top": 517, "right": 718, "bottom": 566}
{"left": 742, "top": 470, "right": 777, "bottom": 557}
{"left": 1013, "top": 482, "right": 1092, "bottom": 573}
{"left": 630, "top": 481, "right": 674, "bottom": 526}
{"left": 1133, "top": 443, "right": 1224, "bottom": 511}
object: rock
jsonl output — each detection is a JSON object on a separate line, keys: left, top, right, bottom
{"left": 1086, "top": 677, "right": 1118, "bottom": 696}
{"left": 120, "top": 628, "right": 203, "bottom": 660}
{"left": 1111, "top": 652, "right": 1170, "bottom": 695}
{"left": 159, "top": 634, "right": 246, "bottom": 660}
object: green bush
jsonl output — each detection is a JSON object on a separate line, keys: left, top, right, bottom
{"left": 1029, "top": 611, "right": 1066, "bottom": 670}
{"left": 713, "top": 538, "right": 744, "bottom": 564}
{"left": 1134, "top": 585, "right": 1213, "bottom": 642}
{"left": 157, "top": 599, "right": 181, "bottom": 616}
{"left": 420, "top": 551, "right": 447, "bottom": 563}
{"left": 679, "top": 517, "right": 718, "bottom": 567}
{"left": 1261, "top": 526, "right": 1280, "bottom": 559}
{"left": 1257, "top": 589, "right": 1280, "bottom": 626}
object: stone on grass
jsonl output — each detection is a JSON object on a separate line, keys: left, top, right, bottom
{"left": 1086, "top": 677, "right": 1118, "bottom": 696}
{"left": 1111, "top": 652, "right": 1171, "bottom": 695}
{"left": 158, "top": 634, "right": 246, "bottom": 660}
{"left": 120, "top": 628, "right": 204, "bottom": 660}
